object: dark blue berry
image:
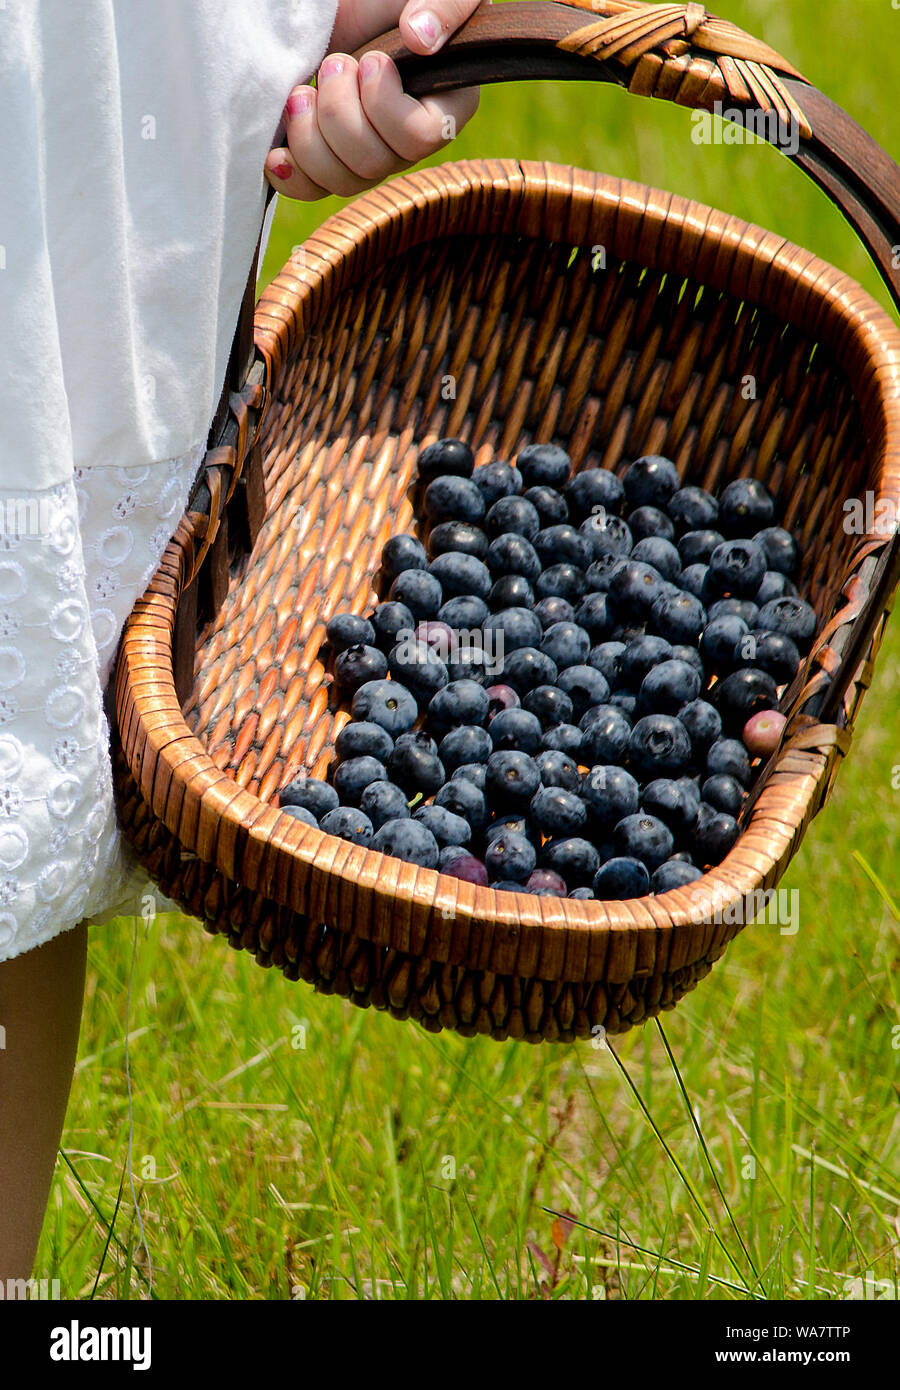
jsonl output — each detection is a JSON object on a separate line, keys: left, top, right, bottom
{"left": 540, "top": 621, "right": 591, "bottom": 670}
{"left": 534, "top": 564, "right": 587, "bottom": 603}
{"left": 427, "top": 551, "right": 491, "bottom": 601}
{"left": 490, "top": 707, "right": 543, "bottom": 754}
{"left": 648, "top": 591, "right": 707, "bottom": 644}
{"left": 516, "top": 443, "right": 572, "bottom": 488}
{"left": 755, "top": 526, "right": 798, "bottom": 577}
{"left": 371, "top": 601, "right": 416, "bottom": 652}
{"left": 651, "top": 860, "right": 702, "bottom": 892}
{"left": 692, "top": 804, "right": 739, "bottom": 865}
{"left": 564, "top": 467, "right": 624, "bottom": 520}
{"left": 572, "top": 593, "right": 617, "bottom": 642}
{"left": 640, "top": 778, "right": 699, "bottom": 835}
{"left": 628, "top": 505, "right": 675, "bottom": 544}
{"left": 484, "top": 814, "right": 535, "bottom": 845}
{"left": 670, "top": 643, "right": 705, "bottom": 677}
{"left": 439, "top": 724, "right": 493, "bottom": 772}
{"left": 437, "top": 595, "right": 489, "bottom": 630}
{"left": 629, "top": 714, "right": 692, "bottom": 779}
{"left": 435, "top": 778, "right": 488, "bottom": 832}
{"left": 580, "top": 513, "right": 633, "bottom": 561}
{"left": 360, "top": 781, "right": 410, "bottom": 829}
{"left": 702, "top": 774, "right": 745, "bottom": 818}
{"left": 585, "top": 554, "right": 630, "bottom": 594}
{"left": 535, "top": 749, "right": 582, "bottom": 791}
{"left": 387, "top": 731, "right": 445, "bottom": 796}
{"left": 524, "top": 485, "right": 569, "bottom": 526}
{"left": 281, "top": 804, "right": 318, "bottom": 828}
{"left": 679, "top": 563, "right": 709, "bottom": 599}
{"left": 593, "top": 856, "right": 650, "bottom": 900}
{"left": 540, "top": 837, "right": 600, "bottom": 887}
{"left": 619, "top": 635, "right": 672, "bottom": 685}
{"left": 667, "top": 486, "right": 718, "bottom": 534}
{"left": 523, "top": 684, "right": 575, "bottom": 729}
{"left": 388, "top": 569, "right": 442, "bottom": 619}
{"left": 534, "top": 595, "right": 575, "bottom": 629}
{"left": 708, "top": 539, "right": 766, "bottom": 599}
{"left": 333, "top": 756, "right": 388, "bottom": 807}
{"left": 320, "top": 806, "right": 374, "bottom": 846}
{"left": 388, "top": 637, "right": 448, "bottom": 700}
{"left": 472, "top": 460, "right": 522, "bottom": 506}
{"left": 485, "top": 830, "right": 536, "bottom": 883}
{"left": 581, "top": 764, "right": 640, "bottom": 827}
{"left": 753, "top": 570, "right": 798, "bottom": 606}
{"left": 756, "top": 597, "right": 817, "bottom": 650}
{"left": 417, "top": 438, "right": 475, "bottom": 482}
{"left": 718, "top": 477, "right": 774, "bottom": 536}
{"left": 372, "top": 817, "right": 440, "bottom": 867}
{"left": 623, "top": 455, "right": 680, "bottom": 509}
{"left": 705, "top": 738, "right": 751, "bottom": 786}
{"left": 700, "top": 614, "right": 748, "bottom": 673}
{"left": 335, "top": 721, "right": 394, "bottom": 764}
{"left": 485, "top": 750, "right": 542, "bottom": 806}
{"left": 486, "top": 533, "right": 542, "bottom": 582}
{"left": 639, "top": 659, "right": 701, "bottom": 714}
{"left": 708, "top": 597, "right": 760, "bottom": 627}
{"left": 334, "top": 643, "right": 389, "bottom": 692}
{"left": 381, "top": 533, "right": 427, "bottom": 579}
{"left": 489, "top": 574, "right": 535, "bottom": 610}
{"left": 541, "top": 723, "right": 584, "bottom": 757}
{"left": 587, "top": 641, "right": 626, "bottom": 688}
{"left": 713, "top": 668, "right": 779, "bottom": 733}
{"left": 423, "top": 474, "right": 485, "bottom": 525}
{"left": 485, "top": 495, "right": 541, "bottom": 541}
{"left": 326, "top": 612, "right": 377, "bottom": 653}
{"left": 609, "top": 691, "right": 638, "bottom": 719}
{"left": 413, "top": 804, "right": 471, "bottom": 848}
{"left": 580, "top": 707, "right": 632, "bottom": 764}
{"left": 350, "top": 679, "right": 418, "bottom": 736}
{"left": 610, "top": 559, "right": 667, "bottom": 617}
{"left": 501, "top": 647, "right": 559, "bottom": 694}
{"left": 281, "top": 776, "right": 339, "bottom": 820}
{"left": 530, "top": 786, "right": 587, "bottom": 838}
{"left": 557, "top": 664, "right": 610, "bottom": 716}
{"left": 613, "top": 813, "right": 674, "bottom": 870}
{"left": 483, "top": 606, "right": 543, "bottom": 653}
{"left": 678, "top": 529, "right": 725, "bottom": 566}
{"left": 427, "top": 520, "right": 488, "bottom": 561}
{"left": 733, "top": 630, "right": 800, "bottom": 685}
{"left": 427, "top": 679, "right": 489, "bottom": 737}
{"left": 534, "top": 525, "right": 591, "bottom": 571}
{"left": 450, "top": 761, "right": 487, "bottom": 789}
{"left": 678, "top": 699, "right": 722, "bottom": 757}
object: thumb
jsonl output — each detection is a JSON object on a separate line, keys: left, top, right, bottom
{"left": 399, "top": 0, "right": 489, "bottom": 56}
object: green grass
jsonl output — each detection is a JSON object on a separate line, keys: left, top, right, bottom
{"left": 40, "top": 1, "right": 900, "bottom": 1300}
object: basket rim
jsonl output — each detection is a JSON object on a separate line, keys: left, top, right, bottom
{"left": 116, "top": 157, "right": 900, "bottom": 980}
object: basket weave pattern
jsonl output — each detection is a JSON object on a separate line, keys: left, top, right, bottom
{"left": 113, "top": 160, "right": 900, "bottom": 1042}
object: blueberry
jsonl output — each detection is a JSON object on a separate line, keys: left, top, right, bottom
{"left": 652, "top": 591, "right": 709, "bottom": 645}
{"left": 581, "top": 764, "right": 640, "bottom": 827}
{"left": 757, "top": 597, "right": 817, "bottom": 651}
{"left": 417, "top": 438, "right": 475, "bottom": 482}
{"left": 319, "top": 806, "right": 374, "bottom": 846}
{"left": 483, "top": 606, "right": 543, "bottom": 654}
{"left": 334, "top": 643, "right": 389, "bottom": 692}
{"left": 692, "top": 804, "right": 739, "bottom": 866}
{"left": 485, "top": 683, "right": 521, "bottom": 718}
{"left": 335, "top": 721, "right": 394, "bottom": 764}
{"left": 639, "top": 659, "right": 701, "bottom": 714}
{"left": 733, "top": 630, "right": 800, "bottom": 685}
{"left": 387, "top": 731, "right": 445, "bottom": 796}
{"left": 541, "top": 723, "right": 584, "bottom": 757}
{"left": 489, "top": 574, "right": 535, "bottom": 610}
{"left": 623, "top": 455, "right": 680, "bottom": 509}
{"left": 388, "top": 569, "right": 442, "bottom": 619}
{"left": 609, "top": 691, "right": 638, "bottom": 719}
{"left": 588, "top": 641, "right": 626, "bottom": 688}
{"left": 360, "top": 780, "right": 410, "bottom": 830}
{"left": 534, "top": 525, "right": 591, "bottom": 571}
{"left": 281, "top": 804, "right": 319, "bottom": 828}
{"left": 526, "top": 868, "right": 569, "bottom": 897}
{"left": 713, "top": 668, "right": 779, "bottom": 733}
{"left": 484, "top": 814, "right": 535, "bottom": 846}
{"left": 534, "top": 564, "right": 587, "bottom": 603}
{"left": 679, "top": 563, "right": 709, "bottom": 599}
{"left": 491, "top": 879, "right": 531, "bottom": 894}
{"left": 670, "top": 644, "right": 705, "bottom": 678}
{"left": 490, "top": 707, "right": 543, "bottom": 754}
{"left": 579, "top": 707, "right": 632, "bottom": 764}
{"left": 705, "top": 738, "right": 751, "bottom": 786}
{"left": 568, "top": 886, "right": 596, "bottom": 900}
{"left": 485, "top": 750, "right": 542, "bottom": 806}
{"left": 413, "top": 804, "right": 472, "bottom": 848}
{"left": 450, "top": 762, "right": 487, "bottom": 789}
{"left": 585, "top": 554, "right": 630, "bottom": 595}
{"left": 613, "top": 813, "right": 674, "bottom": 870}
{"left": 593, "top": 856, "right": 650, "bottom": 900}
{"left": 580, "top": 512, "right": 633, "bottom": 562}
{"left": 280, "top": 776, "right": 339, "bottom": 820}
{"left": 437, "top": 595, "right": 489, "bottom": 629}
{"left": 427, "top": 551, "right": 491, "bottom": 602}
{"left": 619, "top": 636, "right": 672, "bottom": 686}
{"left": 371, "top": 817, "right": 440, "bottom": 868}
{"left": 678, "top": 699, "right": 722, "bottom": 757}
{"left": 651, "top": 860, "right": 702, "bottom": 892}
{"left": 351, "top": 679, "right": 418, "bottom": 736}
{"left": 571, "top": 593, "right": 617, "bottom": 643}
{"left": 388, "top": 638, "right": 448, "bottom": 701}
{"left": 502, "top": 647, "right": 559, "bottom": 695}
{"left": 564, "top": 467, "right": 625, "bottom": 520}
{"left": 415, "top": 620, "right": 454, "bottom": 658}
{"left": 427, "top": 520, "right": 489, "bottom": 562}
{"left": 423, "top": 475, "right": 485, "bottom": 525}
{"left": 439, "top": 724, "right": 493, "bottom": 772}
{"left": 640, "top": 778, "right": 699, "bottom": 835}
{"left": 629, "top": 714, "right": 692, "bottom": 779}
{"left": 326, "top": 612, "right": 377, "bottom": 653}
{"left": 708, "top": 598, "right": 760, "bottom": 627}
{"left": 667, "top": 486, "right": 719, "bottom": 534}
{"left": 557, "top": 664, "right": 610, "bottom": 716}
{"left": 708, "top": 539, "right": 767, "bottom": 599}
{"left": 485, "top": 830, "right": 537, "bottom": 883}
{"left": 381, "top": 533, "right": 428, "bottom": 579}
{"left": 540, "top": 837, "right": 600, "bottom": 888}
{"left": 610, "top": 559, "right": 667, "bottom": 618}
{"left": 702, "top": 774, "right": 745, "bottom": 818}
{"left": 628, "top": 506, "right": 675, "bottom": 543}
{"left": 524, "top": 485, "right": 569, "bottom": 527}
{"left": 440, "top": 851, "right": 490, "bottom": 886}
{"left": 472, "top": 460, "right": 522, "bottom": 506}
{"left": 530, "top": 786, "right": 588, "bottom": 838}
{"left": 540, "top": 621, "right": 591, "bottom": 670}
{"left": 718, "top": 477, "right": 774, "bottom": 536}
{"left": 755, "top": 526, "right": 798, "bottom": 577}
{"left": 371, "top": 601, "right": 416, "bottom": 652}
{"left": 678, "top": 529, "right": 725, "bottom": 566}
{"left": 435, "top": 778, "right": 488, "bottom": 832}
{"left": 427, "top": 679, "right": 489, "bottom": 737}
{"left": 534, "top": 595, "right": 575, "bottom": 629}
{"left": 486, "top": 533, "right": 542, "bottom": 583}
{"left": 333, "top": 756, "right": 388, "bottom": 807}
{"left": 535, "top": 749, "right": 582, "bottom": 791}
{"left": 485, "top": 495, "right": 541, "bottom": 542}
{"left": 523, "top": 684, "right": 575, "bottom": 729}
{"left": 516, "top": 443, "right": 572, "bottom": 488}
{"left": 753, "top": 571, "right": 798, "bottom": 606}
{"left": 700, "top": 614, "right": 749, "bottom": 673}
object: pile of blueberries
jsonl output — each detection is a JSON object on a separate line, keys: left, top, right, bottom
{"left": 278, "top": 440, "right": 814, "bottom": 900}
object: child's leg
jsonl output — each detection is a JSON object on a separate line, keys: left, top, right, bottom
{"left": 0, "top": 923, "right": 87, "bottom": 1280}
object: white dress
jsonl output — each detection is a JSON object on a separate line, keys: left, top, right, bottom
{"left": 0, "top": 0, "right": 338, "bottom": 960}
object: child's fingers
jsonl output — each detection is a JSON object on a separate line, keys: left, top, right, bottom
{"left": 357, "top": 50, "right": 479, "bottom": 162}
{"left": 264, "top": 147, "right": 330, "bottom": 201}
{"left": 313, "top": 55, "right": 409, "bottom": 182}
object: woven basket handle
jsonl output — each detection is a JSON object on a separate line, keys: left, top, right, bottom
{"left": 353, "top": 1, "right": 900, "bottom": 318}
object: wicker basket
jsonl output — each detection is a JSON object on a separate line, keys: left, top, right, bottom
{"left": 112, "top": 2, "right": 900, "bottom": 1043}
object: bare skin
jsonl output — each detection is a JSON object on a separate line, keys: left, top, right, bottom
{"left": 0, "top": 923, "right": 87, "bottom": 1281}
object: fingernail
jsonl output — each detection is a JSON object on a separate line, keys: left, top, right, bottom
{"left": 318, "top": 56, "right": 345, "bottom": 81}
{"left": 286, "top": 88, "right": 313, "bottom": 119}
{"left": 408, "top": 9, "right": 443, "bottom": 51}
{"left": 359, "top": 52, "right": 381, "bottom": 83}
{"left": 270, "top": 160, "right": 293, "bottom": 181}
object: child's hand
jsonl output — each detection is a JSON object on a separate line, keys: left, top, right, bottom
{"left": 265, "top": 1, "right": 486, "bottom": 200}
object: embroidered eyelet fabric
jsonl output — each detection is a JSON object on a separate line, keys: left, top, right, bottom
{"left": 0, "top": 0, "right": 337, "bottom": 959}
